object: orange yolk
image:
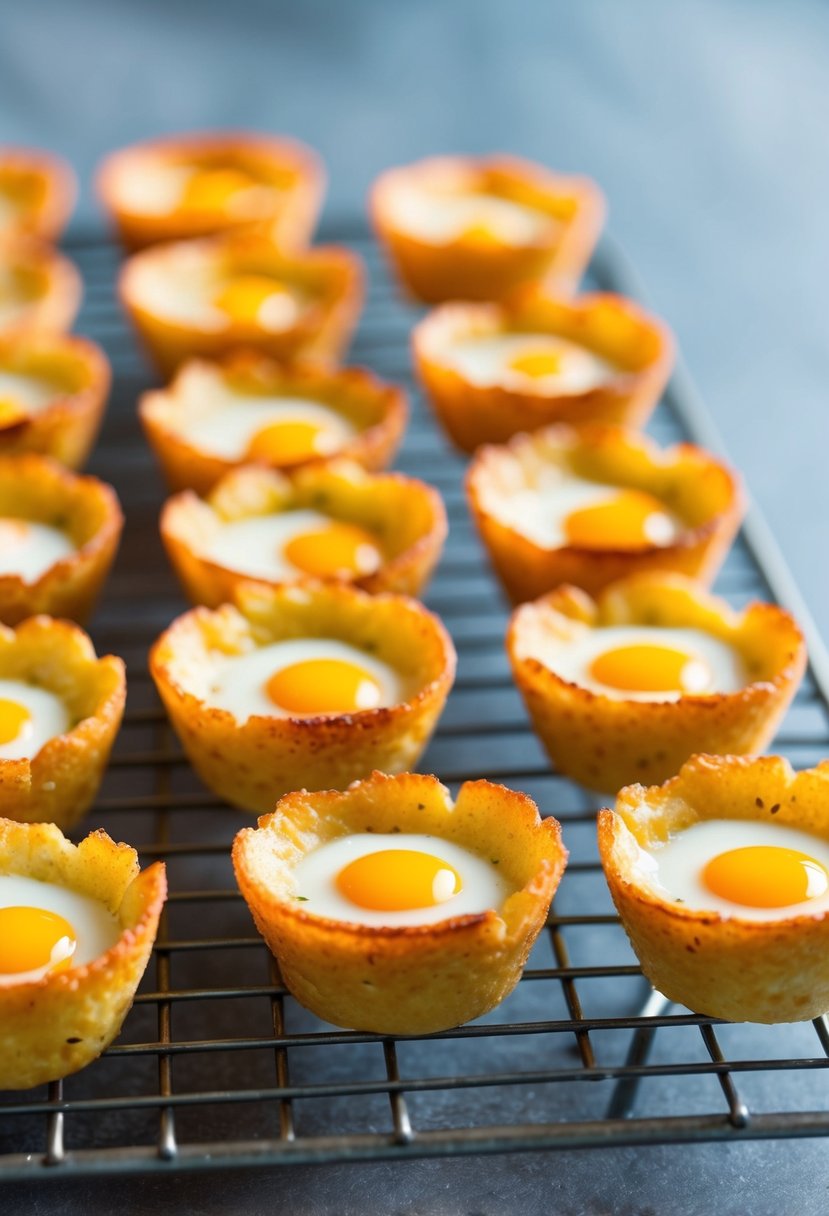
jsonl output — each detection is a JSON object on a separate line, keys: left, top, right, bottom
{"left": 336, "top": 849, "right": 462, "bottom": 911}
{"left": 0, "top": 698, "right": 31, "bottom": 745}
{"left": 703, "top": 846, "right": 829, "bottom": 909}
{"left": 0, "top": 518, "right": 30, "bottom": 551}
{"left": 508, "top": 349, "right": 564, "bottom": 378}
{"left": 0, "top": 397, "right": 27, "bottom": 427}
{"left": 563, "top": 490, "right": 674, "bottom": 549}
{"left": 0, "top": 906, "right": 77, "bottom": 976}
{"left": 589, "top": 644, "right": 711, "bottom": 694}
{"left": 180, "top": 166, "right": 255, "bottom": 212}
{"left": 213, "top": 275, "right": 293, "bottom": 326}
{"left": 462, "top": 219, "right": 503, "bottom": 246}
{"left": 283, "top": 521, "right": 382, "bottom": 579}
{"left": 265, "top": 658, "right": 383, "bottom": 715}
{"left": 246, "top": 419, "right": 330, "bottom": 464}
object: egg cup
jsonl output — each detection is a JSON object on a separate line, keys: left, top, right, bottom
{"left": 233, "top": 770, "right": 566, "bottom": 1034}
{"left": 119, "top": 233, "right": 364, "bottom": 377}
{"left": 0, "top": 146, "right": 76, "bottom": 241}
{"left": 598, "top": 753, "right": 829, "bottom": 1023}
{"left": 161, "top": 459, "right": 447, "bottom": 607}
{"left": 97, "top": 130, "right": 325, "bottom": 251}
{"left": 0, "top": 236, "right": 82, "bottom": 337}
{"left": 150, "top": 582, "right": 456, "bottom": 814}
{"left": 413, "top": 292, "right": 675, "bottom": 453}
{"left": 370, "top": 155, "right": 605, "bottom": 304}
{"left": 0, "top": 454, "right": 123, "bottom": 625}
{"left": 0, "top": 616, "right": 126, "bottom": 828}
{"left": 0, "top": 817, "right": 166, "bottom": 1088}
{"left": 140, "top": 353, "right": 407, "bottom": 495}
{"left": 507, "top": 574, "right": 807, "bottom": 794}
{"left": 467, "top": 424, "right": 744, "bottom": 604}
{"left": 0, "top": 331, "right": 111, "bottom": 469}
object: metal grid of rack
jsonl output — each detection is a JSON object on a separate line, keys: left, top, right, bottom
{"left": 1, "top": 224, "right": 829, "bottom": 1180}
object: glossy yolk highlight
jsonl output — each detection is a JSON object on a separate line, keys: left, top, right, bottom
{"left": 0, "top": 518, "right": 30, "bottom": 551}
{"left": 213, "top": 275, "right": 293, "bottom": 326}
{"left": 335, "top": 849, "right": 463, "bottom": 911}
{"left": 246, "top": 419, "right": 330, "bottom": 464}
{"left": 265, "top": 658, "right": 383, "bottom": 715}
{"left": 0, "top": 397, "right": 27, "bottom": 427}
{"left": 180, "top": 166, "right": 254, "bottom": 212}
{"left": 589, "top": 644, "right": 711, "bottom": 694}
{"left": 703, "top": 846, "right": 829, "bottom": 909}
{"left": 0, "top": 698, "right": 31, "bottom": 745}
{"left": 283, "top": 521, "right": 382, "bottom": 579}
{"left": 508, "top": 348, "right": 564, "bottom": 378}
{"left": 563, "top": 490, "right": 674, "bottom": 549}
{"left": 0, "top": 906, "right": 77, "bottom": 976}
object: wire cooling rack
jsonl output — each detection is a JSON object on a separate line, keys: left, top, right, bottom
{"left": 2, "top": 222, "right": 829, "bottom": 1181}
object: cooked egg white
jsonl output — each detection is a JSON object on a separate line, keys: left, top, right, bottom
{"left": 0, "top": 874, "right": 120, "bottom": 985}
{"left": 447, "top": 333, "right": 614, "bottom": 395}
{"left": 633, "top": 819, "right": 829, "bottom": 922}
{"left": 116, "top": 160, "right": 278, "bottom": 218}
{"left": 181, "top": 396, "right": 354, "bottom": 461}
{"left": 291, "top": 832, "right": 512, "bottom": 927}
{"left": 0, "top": 368, "right": 61, "bottom": 416}
{"left": 199, "top": 509, "right": 380, "bottom": 583}
{"left": 199, "top": 638, "right": 405, "bottom": 721}
{"left": 0, "top": 678, "right": 71, "bottom": 760}
{"left": 0, "top": 518, "right": 75, "bottom": 582}
{"left": 524, "top": 625, "right": 747, "bottom": 702}
{"left": 389, "top": 188, "right": 555, "bottom": 247}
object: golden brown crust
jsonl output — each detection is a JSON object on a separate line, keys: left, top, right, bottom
{"left": 119, "top": 233, "right": 364, "bottom": 377}
{"left": 0, "top": 332, "right": 111, "bottom": 469}
{"left": 0, "top": 454, "right": 123, "bottom": 624}
{"left": 160, "top": 459, "right": 447, "bottom": 606}
{"left": 0, "top": 236, "right": 82, "bottom": 337}
{"left": 413, "top": 292, "right": 675, "bottom": 452}
{"left": 0, "top": 146, "right": 77, "bottom": 241}
{"left": 0, "top": 616, "right": 126, "bottom": 828}
{"left": 150, "top": 582, "right": 456, "bottom": 814}
{"left": 232, "top": 770, "right": 566, "bottom": 1033}
{"left": 466, "top": 424, "right": 745, "bottom": 603}
{"left": 139, "top": 353, "right": 407, "bottom": 494}
{"left": 97, "top": 130, "right": 325, "bottom": 250}
{"left": 0, "top": 818, "right": 166, "bottom": 1088}
{"left": 599, "top": 754, "right": 829, "bottom": 1023}
{"left": 507, "top": 574, "right": 807, "bottom": 793}
{"left": 370, "top": 155, "right": 605, "bottom": 303}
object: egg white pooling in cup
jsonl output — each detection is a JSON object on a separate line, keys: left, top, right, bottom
{"left": 0, "top": 518, "right": 75, "bottom": 583}
{"left": 0, "top": 873, "right": 120, "bottom": 985}
{"left": 446, "top": 333, "right": 614, "bottom": 395}
{"left": 0, "top": 368, "right": 61, "bottom": 416}
{"left": 114, "top": 160, "right": 278, "bottom": 218}
{"left": 179, "top": 397, "right": 354, "bottom": 461}
{"left": 388, "top": 188, "right": 556, "bottom": 246}
{"left": 0, "top": 678, "right": 71, "bottom": 760}
{"left": 292, "top": 832, "right": 511, "bottom": 928}
{"left": 198, "top": 509, "right": 380, "bottom": 583}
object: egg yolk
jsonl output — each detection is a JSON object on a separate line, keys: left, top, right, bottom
{"left": 265, "top": 658, "right": 383, "bottom": 715}
{"left": 702, "top": 845, "right": 829, "bottom": 909}
{"left": 0, "top": 698, "right": 31, "bottom": 745}
{"left": 214, "top": 275, "right": 293, "bottom": 327}
{"left": 462, "top": 219, "right": 503, "bottom": 246}
{"left": 283, "top": 521, "right": 382, "bottom": 579}
{"left": 180, "top": 166, "right": 254, "bottom": 212}
{"left": 0, "top": 906, "right": 77, "bottom": 976}
{"left": 246, "top": 419, "right": 330, "bottom": 464}
{"left": 508, "top": 348, "right": 564, "bottom": 378}
{"left": 0, "top": 397, "right": 27, "bottom": 427}
{"left": 336, "top": 849, "right": 463, "bottom": 911}
{"left": 0, "top": 518, "right": 29, "bottom": 551}
{"left": 563, "top": 490, "right": 674, "bottom": 549}
{"left": 589, "top": 644, "right": 711, "bottom": 694}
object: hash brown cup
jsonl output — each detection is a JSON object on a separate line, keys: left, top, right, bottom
{"left": 0, "top": 331, "right": 111, "bottom": 469}
{"left": 232, "top": 770, "right": 567, "bottom": 1034}
{"left": 140, "top": 353, "right": 407, "bottom": 495}
{"left": 466, "top": 424, "right": 744, "bottom": 603}
{"left": 119, "top": 232, "right": 364, "bottom": 377}
{"left": 370, "top": 155, "right": 604, "bottom": 303}
{"left": 0, "top": 454, "right": 123, "bottom": 625}
{"left": 0, "top": 236, "right": 82, "bottom": 337}
{"left": 0, "top": 818, "right": 166, "bottom": 1089}
{"left": 150, "top": 582, "right": 456, "bottom": 814}
{"left": 413, "top": 292, "right": 674, "bottom": 452}
{"left": 160, "top": 459, "right": 447, "bottom": 606}
{"left": 598, "top": 754, "right": 829, "bottom": 1023}
{"left": 0, "top": 146, "right": 76, "bottom": 241}
{"left": 0, "top": 616, "right": 126, "bottom": 828}
{"left": 507, "top": 574, "right": 806, "bottom": 793}
{"left": 97, "top": 130, "right": 325, "bottom": 250}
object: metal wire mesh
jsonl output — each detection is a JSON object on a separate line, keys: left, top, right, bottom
{"left": 1, "top": 223, "right": 829, "bottom": 1179}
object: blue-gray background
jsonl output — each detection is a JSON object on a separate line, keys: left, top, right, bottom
{"left": 3, "top": 1, "right": 829, "bottom": 1212}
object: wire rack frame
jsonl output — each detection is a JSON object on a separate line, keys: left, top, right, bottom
{"left": 1, "top": 223, "right": 829, "bottom": 1181}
